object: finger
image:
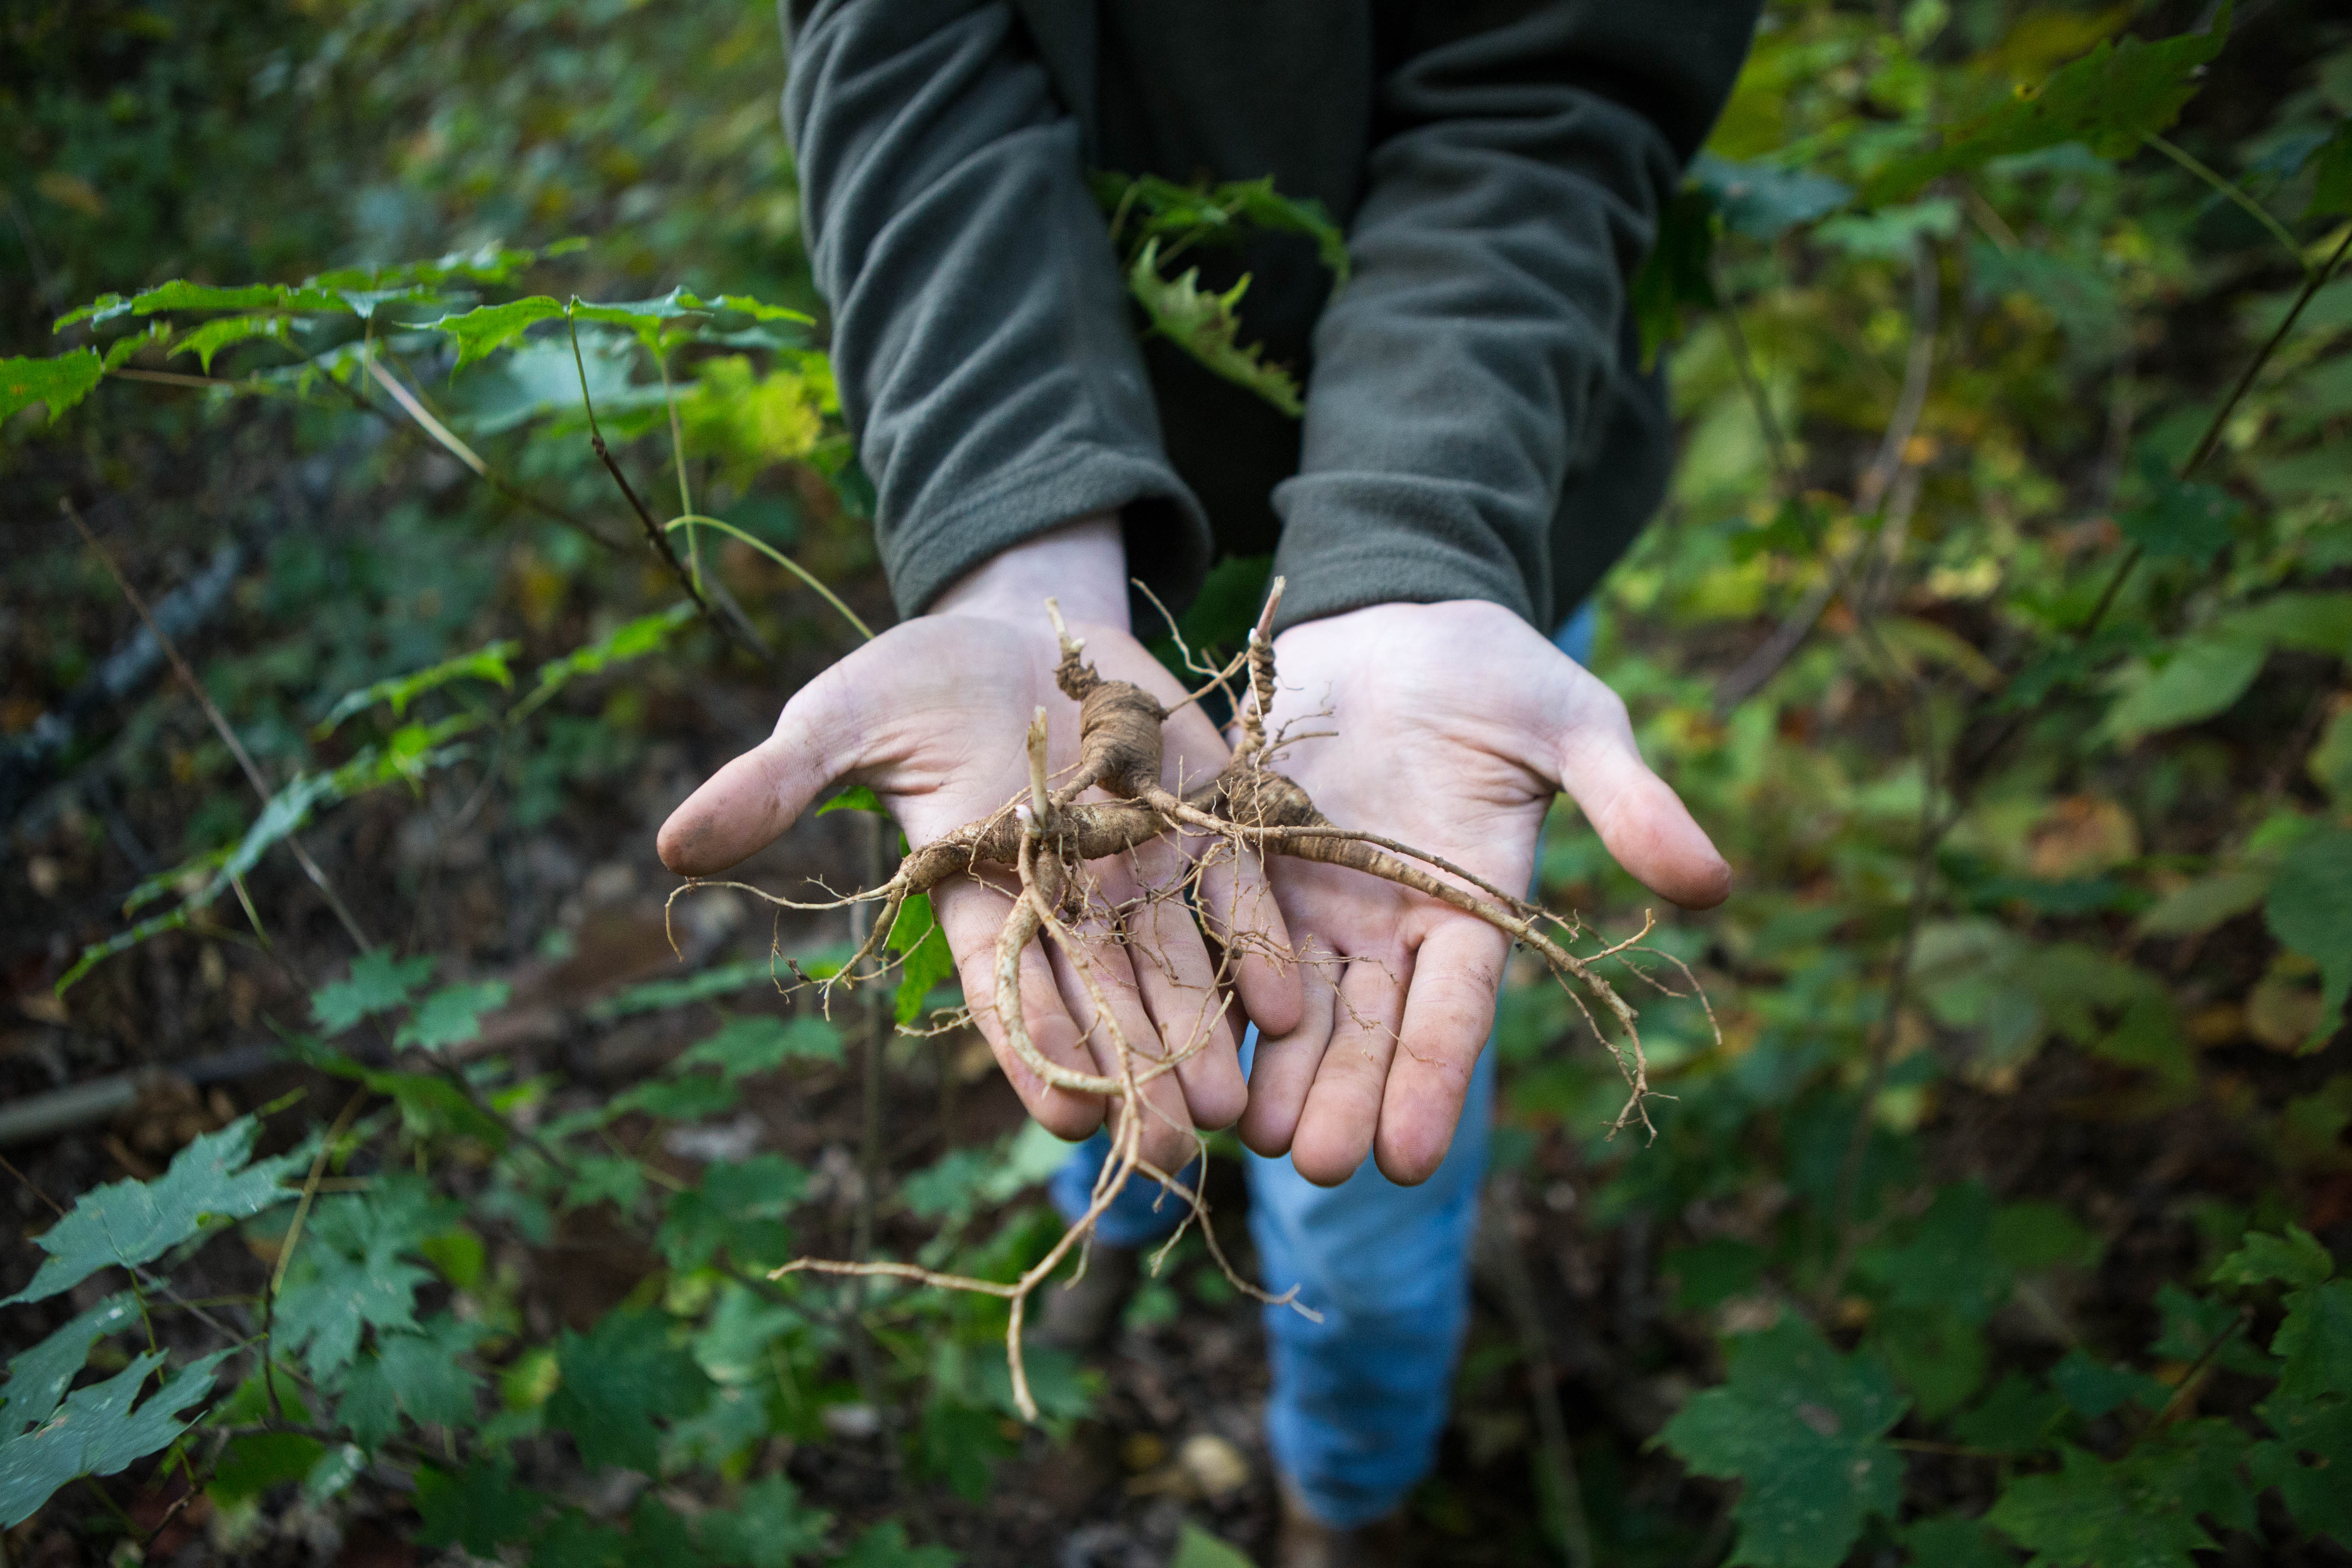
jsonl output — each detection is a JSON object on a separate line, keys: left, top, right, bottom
{"left": 1288, "top": 955, "right": 1408, "bottom": 1187}
{"left": 1552, "top": 674, "right": 1733, "bottom": 910}
{"left": 1237, "top": 939, "right": 1339, "bottom": 1157}
{"left": 657, "top": 664, "right": 861, "bottom": 876}
{"left": 1043, "top": 889, "right": 1196, "bottom": 1173}
{"left": 931, "top": 875, "right": 1106, "bottom": 1142}
{"left": 1122, "top": 835, "right": 1246, "bottom": 1127}
{"left": 1192, "top": 828, "right": 1304, "bottom": 1038}
{"left": 1375, "top": 919, "right": 1507, "bottom": 1185}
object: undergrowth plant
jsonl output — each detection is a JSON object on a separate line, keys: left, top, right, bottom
{"left": 5, "top": 2, "right": 2352, "bottom": 1565}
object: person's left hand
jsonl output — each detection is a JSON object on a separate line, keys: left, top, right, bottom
{"left": 1234, "top": 599, "right": 1732, "bottom": 1186}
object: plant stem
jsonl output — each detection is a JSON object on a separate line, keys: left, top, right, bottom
{"left": 2142, "top": 133, "right": 2307, "bottom": 270}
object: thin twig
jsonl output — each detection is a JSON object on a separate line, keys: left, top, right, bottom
{"left": 64, "top": 500, "right": 374, "bottom": 954}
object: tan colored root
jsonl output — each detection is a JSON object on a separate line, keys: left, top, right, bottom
{"left": 748, "top": 579, "right": 1694, "bottom": 1416}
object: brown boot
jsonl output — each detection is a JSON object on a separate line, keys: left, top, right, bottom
{"left": 1032, "top": 1242, "right": 1142, "bottom": 1352}
{"left": 1277, "top": 1481, "right": 1409, "bottom": 1568}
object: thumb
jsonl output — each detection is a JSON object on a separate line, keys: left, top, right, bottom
{"left": 1547, "top": 668, "right": 1732, "bottom": 910}
{"left": 657, "top": 668, "right": 861, "bottom": 876}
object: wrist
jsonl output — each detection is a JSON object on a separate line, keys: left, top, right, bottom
{"left": 931, "top": 514, "right": 1131, "bottom": 633}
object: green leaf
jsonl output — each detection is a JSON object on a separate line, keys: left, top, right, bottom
{"left": 593, "top": 956, "right": 785, "bottom": 1020}
{"left": 1, "top": 349, "right": 104, "bottom": 425}
{"left": 2266, "top": 830, "right": 2352, "bottom": 1048}
{"left": 1856, "top": 1183, "right": 2010, "bottom": 1323}
{"left": 2047, "top": 1349, "right": 2168, "bottom": 1419}
{"left": 692, "top": 1281, "right": 804, "bottom": 1387}
{"left": 375, "top": 1315, "right": 484, "bottom": 1428}
{"left": 0, "top": 1349, "right": 230, "bottom": 1528}
{"left": 815, "top": 784, "right": 887, "bottom": 817}
{"left": 1987, "top": 1421, "right": 2253, "bottom": 1568}
{"left": 1900, "top": 1516, "right": 2017, "bottom": 1568}
{"left": 4, "top": 1115, "right": 304, "bottom": 1305}
{"left": 2220, "top": 591, "right": 2352, "bottom": 655}
{"left": 658, "top": 1154, "right": 808, "bottom": 1273}
{"left": 1690, "top": 153, "right": 1851, "bottom": 241}
{"left": 2272, "top": 1280, "right": 2352, "bottom": 1401}
{"left": 532, "top": 1509, "right": 628, "bottom": 1568}
{"left": 614, "top": 1072, "right": 741, "bottom": 1121}
{"left": 889, "top": 892, "right": 956, "bottom": 1026}
{"left": 2250, "top": 1391, "right": 2352, "bottom": 1545}
{"left": 700, "top": 1473, "right": 834, "bottom": 1567}
{"left": 168, "top": 313, "right": 291, "bottom": 373}
{"left": 2133, "top": 869, "right": 2270, "bottom": 940}
{"left": 415, "top": 1458, "right": 548, "bottom": 1554}
{"left": 1657, "top": 1314, "right": 1907, "bottom": 1568}
{"left": 1665, "top": 1237, "right": 1767, "bottom": 1312}
{"left": 2119, "top": 461, "right": 2241, "bottom": 567}
{"left": 700, "top": 293, "right": 814, "bottom": 325}
{"left": 2309, "top": 119, "right": 2352, "bottom": 218}
{"left": 1868, "top": 14, "right": 2229, "bottom": 201}
{"left": 833, "top": 1520, "right": 959, "bottom": 1568}
{"left": 1990, "top": 1201, "right": 2103, "bottom": 1274}
{"left": 1951, "top": 1373, "right": 2071, "bottom": 1456}
{"left": 1871, "top": 1307, "right": 1988, "bottom": 1420}
{"left": 564, "top": 1156, "right": 648, "bottom": 1214}
{"left": 677, "top": 1015, "right": 844, "bottom": 1080}
{"left": 1170, "top": 1525, "right": 1258, "bottom": 1568}
{"left": 394, "top": 979, "right": 511, "bottom": 1051}
{"left": 206, "top": 1431, "right": 325, "bottom": 1508}
{"left": 1815, "top": 197, "right": 1961, "bottom": 261}
{"left": 314, "top": 639, "right": 520, "bottom": 736}
{"left": 2212, "top": 1225, "right": 2336, "bottom": 1289}
{"left": 545, "top": 1311, "right": 714, "bottom": 1471}
{"left": 519, "top": 601, "right": 696, "bottom": 714}
{"left": 1, "top": 1292, "right": 139, "bottom": 1436}
{"left": 2099, "top": 632, "right": 2267, "bottom": 745}
{"left": 1632, "top": 185, "right": 1719, "bottom": 368}
{"left": 303, "top": 1442, "right": 365, "bottom": 1504}
{"left": 311, "top": 951, "right": 437, "bottom": 1033}
{"left": 126, "top": 280, "right": 341, "bottom": 315}
{"left": 431, "top": 296, "right": 566, "bottom": 368}
{"left": 1126, "top": 240, "right": 1302, "bottom": 416}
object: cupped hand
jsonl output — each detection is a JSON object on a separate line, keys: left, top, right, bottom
{"left": 1236, "top": 599, "right": 1730, "bottom": 1187}
{"left": 656, "top": 525, "right": 1301, "bottom": 1173}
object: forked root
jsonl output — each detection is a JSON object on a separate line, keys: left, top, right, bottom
{"left": 726, "top": 579, "right": 1710, "bottom": 1415}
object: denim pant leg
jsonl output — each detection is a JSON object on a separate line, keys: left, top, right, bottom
{"left": 1244, "top": 1038, "right": 1496, "bottom": 1528}
{"left": 1047, "top": 1128, "right": 1195, "bottom": 1249}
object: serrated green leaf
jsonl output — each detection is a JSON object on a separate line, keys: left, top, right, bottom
{"left": 394, "top": 979, "right": 511, "bottom": 1051}
{"left": 564, "top": 1156, "right": 648, "bottom": 1214}
{"left": 545, "top": 1311, "right": 713, "bottom": 1471}
{"left": 658, "top": 1154, "right": 807, "bottom": 1273}
{"left": 2273, "top": 1280, "right": 2352, "bottom": 1401}
{"left": 533, "top": 1508, "right": 628, "bottom": 1568}
{"left": 1857, "top": 1182, "right": 2010, "bottom": 1323}
{"left": 415, "top": 1458, "right": 548, "bottom": 1553}
{"left": 53, "top": 293, "right": 133, "bottom": 331}
{"left": 1, "top": 1292, "right": 139, "bottom": 1436}
{"left": 1868, "top": 15, "right": 2229, "bottom": 201}
{"left": 1988, "top": 1421, "right": 2253, "bottom": 1568}
{"left": 376, "top": 1315, "right": 484, "bottom": 1428}
{"left": 678, "top": 1015, "right": 845, "bottom": 1080}
{"left": 815, "top": 784, "right": 888, "bottom": 817}
{"left": 2213, "top": 1225, "right": 2335, "bottom": 1289}
{"left": 1951, "top": 1372, "right": 2071, "bottom": 1456}
{"left": 700, "top": 1472, "right": 834, "bottom": 1567}
{"left": 272, "top": 1173, "right": 458, "bottom": 1379}
{"left": 432, "top": 296, "right": 566, "bottom": 368}
{"left": 701, "top": 292, "right": 814, "bottom": 325}
{"left": 692, "top": 1282, "right": 803, "bottom": 1387}
{"left": 518, "top": 601, "right": 696, "bottom": 715}
{"left": 311, "top": 951, "right": 437, "bottom": 1034}
{"left": 834, "top": 1520, "right": 959, "bottom": 1568}
{"left": 314, "top": 639, "right": 520, "bottom": 736}
{"left": 2250, "top": 1392, "right": 2352, "bottom": 1545}
{"left": 4, "top": 1116, "right": 304, "bottom": 1305}
{"left": 1127, "top": 241, "right": 1301, "bottom": 416}
{"left": 0, "top": 1349, "right": 230, "bottom": 1528}
{"left": 1, "top": 349, "right": 104, "bottom": 426}
{"left": 2266, "top": 830, "right": 2352, "bottom": 1049}
{"left": 168, "top": 313, "right": 291, "bottom": 373}
{"left": 1657, "top": 1314, "right": 1907, "bottom": 1568}
{"left": 303, "top": 1441, "right": 365, "bottom": 1504}
{"left": 129, "top": 280, "right": 341, "bottom": 315}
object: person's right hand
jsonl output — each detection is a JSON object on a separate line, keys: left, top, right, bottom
{"left": 655, "top": 518, "right": 1303, "bottom": 1174}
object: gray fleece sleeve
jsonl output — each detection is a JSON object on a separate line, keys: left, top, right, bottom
{"left": 782, "top": 0, "right": 1211, "bottom": 619}
{"left": 1269, "top": 1, "right": 1760, "bottom": 634}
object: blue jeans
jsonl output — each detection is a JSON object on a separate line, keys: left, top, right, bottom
{"left": 1044, "top": 603, "right": 1596, "bottom": 1526}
